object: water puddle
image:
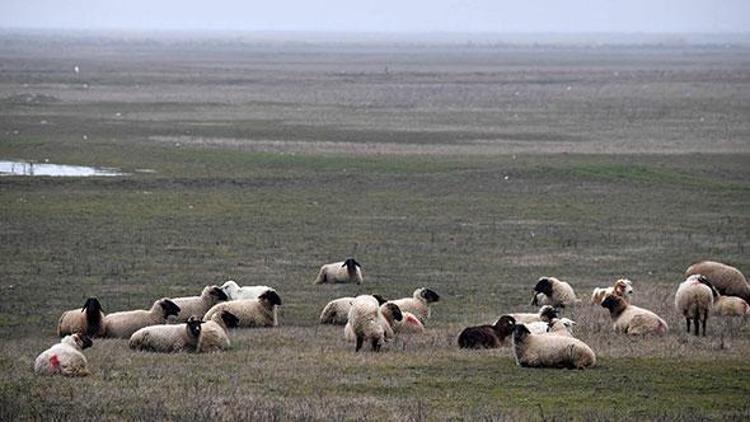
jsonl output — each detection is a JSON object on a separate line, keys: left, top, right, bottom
{"left": 0, "top": 160, "right": 127, "bottom": 177}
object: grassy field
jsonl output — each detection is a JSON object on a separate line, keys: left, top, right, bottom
{"left": 1, "top": 32, "right": 749, "bottom": 420}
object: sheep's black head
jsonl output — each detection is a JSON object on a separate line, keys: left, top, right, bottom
{"left": 494, "top": 315, "right": 516, "bottom": 337}
{"left": 539, "top": 305, "right": 559, "bottom": 322}
{"left": 384, "top": 303, "right": 403, "bottom": 322}
{"left": 160, "top": 299, "right": 181, "bottom": 318}
{"left": 209, "top": 286, "right": 229, "bottom": 301}
{"left": 601, "top": 294, "right": 623, "bottom": 312}
{"left": 186, "top": 317, "right": 202, "bottom": 338}
{"left": 81, "top": 297, "right": 104, "bottom": 336}
{"left": 372, "top": 294, "right": 388, "bottom": 305}
{"left": 260, "top": 290, "right": 282, "bottom": 307}
{"left": 696, "top": 275, "right": 719, "bottom": 298}
{"left": 512, "top": 323, "right": 531, "bottom": 343}
{"left": 420, "top": 288, "right": 440, "bottom": 303}
{"left": 81, "top": 297, "right": 103, "bottom": 313}
{"left": 533, "top": 277, "right": 554, "bottom": 296}
{"left": 342, "top": 258, "right": 361, "bottom": 274}
{"left": 74, "top": 333, "right": 93, "bottom": 350}
{"left": 221, "top": 311, "right": 240, "bottom": 328}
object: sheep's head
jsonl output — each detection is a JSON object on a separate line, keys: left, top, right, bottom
{"left": 694, "top": 275, "right": 719, "bottom": 298}
{"left": 342, "top": 258, "right": 361, "bottom": 274}
{"left": 383, "top": 303, "right": 403, "bottom": 322}
{"left": 493, "top": 315, "right": 516, "bottom": 337}
{"left": 69, "top": 333, "right": 93, "bottom": 350}
{"left": 419, "top": 288, "right": 440, "bottom": 303}
{"left": 601, "top": 294, "right": 625, "bottom": 315}
{"left": 207, "top": 285, "right": 229, "bottom": 302}
{"left": 220, "top": 311, "right": 240, "bottom": 328}
{"left": 260, "top": 290, "right": 282, "bottom": 307}
{"left": 159, "top": 299, "right": 181, "bottom": 318}
{"left": 613, "top": 279, "right": 634, "bottom": 297}
{"left": 549, "top": 318, "right": 576, "bottom": 332}
{"left": 533, "top": 277, "right": 554, "bottom": 299}
{"left": 539, "top": 305, "right": 559, "bottom": 322}
{"left": 81, "top": 297, "right": 103, "bottom": 314}
{"left": 220, "top": 280, "right": 241, "bottom": 299}
{"left": 512, "top": 323, "right": 531, "bottom": 343}
{"left": 372, "top": 294, "right": 388, "bottom": 305}
{"left": 186, "top": 317, "right": 202, "bottom": 338}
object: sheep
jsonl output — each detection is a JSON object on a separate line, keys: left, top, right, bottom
{"left": 508, "top": 305, "right": 559, "bottom": 325}
{"left": 129, "top": 317, "right": 203, "bottom": 353}
{"left": 169, "top": 285, "right": 228, "bottom": 323}
{"left": 320, "top": 297, "right": 356, "bottom": 325}
{"left": 197, "top": 310, "right": 239, "bottom": 353}
{"left": 591, "top": 279, "right": 634, "bottom": 305}
{"left": 345, "top": 295, "right": 399, "bottom": 352}
{"left": 103, "top": 298, "right": 181, "bottom": 339}
{"left": 675, "top": 274, "right": 717, "bottom": 336}
{"left": 511, "top": 323, "right": 596, "bottom": 369}
{"left": 220, "top": 280, "right": 277, "bottom": 300}
{"left": 457, "top": 315, "right": 516, "bottom": 349}
{"left": 685, "top": 261, "right": 750, "bottom": 301}
{"left": 204, "top": 290, "right": 282, "bottom": 328}
{"left": 600, "top": 294, "right": 668, "bottom": 336}
{"left": 313, "top": 258, "right": 363, "bottom": 284}
{"left": 531, "top": 277, "right": 578, "bottom": 308}
{"left": 389, "top": 288, "right": 440, "bottom": 322}
{"left": 527, "top": 317, "right": 576, "bottom": 337}
{"left": 34, "top": 333, "right": 93, "bottom": 376}
{"left": 712, "top": 295, "right": 750, "bottom": 317}
{"left": 57, "top": 297, "right": 106, "bottom": 338}
{"left": 344, "top": 298, "right": 400, "bottom": 341}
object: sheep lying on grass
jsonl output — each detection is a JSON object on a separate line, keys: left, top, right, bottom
{"left": 204, "top": 290, "right": 282, "bottom": 328}
{"left": 591, "top": 279, "right": 634, "bottom": 305}
{"left": 675, "top": 275, "right": 717, "bottom": 336}
{"left": 57, "top": 297, "right": 106, "bottom": 338}
{"left": 320, "top": 297, "right": 356, "bottom": 325}
{"left": 103, "top": 298, "right": 181, "bottom": 339}
{"left": 531, "top": 277, "right": 578, "bottom": 308}
{"left": 686, "top": 261, "right": 749, "bottom": 302}
{"left": 527, "top": 317, "right": 576, "bottom": 337}
{"left": 508, "top": 305, "right": 558, "bottom": 325}
{"left": 314, "top": 258, "right": 363, "bottom": 284}
{"left": 457, "top": 315, "right": 516, "bottom": 349}
{"left": 34, "top": 333, "right": 93, "bottom": 377}
{"left": 220, "top": 280, "right": 277, "bottom": 300}
{"left": 511, "top": 323, "right": 596, "bottom": 369}
{"left": 129, "top": 317, "right": 203, "bottom": 353}
{"left": 389, "top": 288, "right": 440, "bottom": 323}
{"left": 601, "top": 294, "right": 668, "bottom": 336}
{"left": 395, "top": 311, "right": 425, "bottom": 334}
{"left": 170, "top": 285, "right": 228, "bottom": 323}
{"left": 712, "top": 295, "right": 750, "bottom": 317}
{"left": 197, "top": 311, "right": 239, "bottom": 353}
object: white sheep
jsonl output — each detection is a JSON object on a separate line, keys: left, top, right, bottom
{"left": 129, "top": 317, "right": 203, "bottom": 353}
{"left": 531, "top": 276, "right": 578, "bottom": 308}
{"left": 34, "top": 333, "right": 93, "bottom": 376}
{"left": 57, "top": 297, "right": 106, "bottom": 338}
{"left": 600, "top": 294, "right": 668, "bottom": 336}
{"left": 591, "top": 279, "right": 634, "bottom": 305}
{"left": 511, "top": 323, "right": 596, "bottom": 369}
{"left": 675, "top": 274, "right": 717, "bottom": 336}
{"left": 220, "top": 280, "right": 277, "bottom": 300}
{"left": 204, "top": 290, "right": 282, "bottom": 328}
{"left": 169, "top": 285, "right": 228, "bottom": 323}
{"left": 527, "top": 317, "right": 576, "bottom": 337}
{"left": 313, "top": 258, "right": 363, "bottom": 284}
{"left": 712, "top": 295, "right": 750, "bottom": 317}
{"left": 197, "top": 310, "right": 239, "bottom": 353}
{"left": 685, "top": 261, "right": 749, "bottom": 302}
{"left": 389, "top": 288, "right": 440, "bottom": 322}
{"left": 345, "top": 295, "right": 393, "bottom": 351}
{"left": 103, "top": 298, "right": 181, "bottom": 339}
{"left": 508, "top": 305, "right": 559, "bottom": 325}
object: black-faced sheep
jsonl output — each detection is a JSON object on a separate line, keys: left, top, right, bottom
{"left": 313, "top": 258, "right": 363, "bottom": 284}
{"left": 675, "top": 274, "right": 717, "bottom": 336}
{"left": 457, "top": 315, "right": 516, "bottom": 349}
{"left": 601, "top": 294, "right": 668, "bottom": 336}
{"left": 103, "top": 298, "right": 181, "bottom": 339}
{"left": 685, "top": 261, "right": 749, "bottom": 302}
{"left": 511, "top": 323, "right": 596, "bottom": 369}
{"left": 57, "top": 297, "right": 106, "bottom": 338}
{"left": 129, "top": 317, "right": 203, "bottom": 353}
{"left": 197, "top": 311, "right": 239, "bottom": 353}
{"left": 204, "top": 290, "right": 282, "bottom": 328}
{"left": 531, "top": 277, "right": 578, "bottom": 308}
{"left": 34, "top": 333, "right": 93, "bottom": 376}
{"left": 169, "top": 285, "right": 228, "bottom": 323}
{"left": 389, "top": 288, "right": 440, "bottom": 322}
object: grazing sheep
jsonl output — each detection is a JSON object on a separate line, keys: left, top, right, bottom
{"left": 220, "top": 280, "right": 277, "bottom": 300}
{"left": 601, "top": 294, "right": 668, "bottom": 336}
{"left": 169, "top": 285, "right": 228, "bottom": 323}
{"left": 712, "top": 295, "right": 750, "bottom": 317}
{"left": 511, "top": 323, "right": 596, "bottom": 369}
{"left": 685, "top": 261, "right": 750, "bottom": 301}
{"left": 345, "top": 295, "right": 394, "bottom": 351}
{"left": 197, "top": 311, "right": 239, "bottom": 353}
{"left": 34, "top": 333, "right": 93, "bottom": 376}
{"left": 389, "top": 288, "right": 440, "bottom": 322}
{"left": 531, "top": 277, "right": 578, "bottom": 308}
{"left": 591, "top": 279, "right": 634, "bottom": 305}
{"left": 320, "top": 297, "right": 356, "bottom": 325}
{"left": 57, "top": 297, "right": 106, "bottom": 338}
{"left": 129, "top": 317, "right": 203, "bottom": 353}
{"left": 675, "top": 275, "right": 717, "bottom": 336}
{"left": 457, "top": 315, "right": 516, "bottom": 349}
{"left": 313, "top": 258, "right": 363, "bottom": 284}
{"left": 527, "top": 317, "right": 576, "bottom": 337}
{"left": 103, "top": 298, "right": 181, "bottom": 339}
{"left": 508, "top": 305, "right": 559, "bottom": 325}
{"left": 204, "top": 290, "right": 282, "bottom": 328}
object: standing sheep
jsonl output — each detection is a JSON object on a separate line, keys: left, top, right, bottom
{"left": 345, "top": 295, "right": 392, "bottom": 352}
{"left": 685, "top": 261, "right": 749, "bottom": 301}
{"left": 204, "top": 290, "right": 282, "bottom": 328}
{"left": 601, "top": 294, "right": 668, "bottom": 336}
{"left": 313, "top": 258, "right": 363, "bottom": 284}
{"left": 389, "top": 288, "right": 440, "bottom": 322}
{"left": 591, "top": 279, "right": 634, "bottom": 305}
{"left": 169, "top": 285, "right": 228, "bottom": 323}
{"left": 103, "top": 298, "right": 181, "bottom": 339}
{"left": 675, "top": 275, "right": 717, "bottom": 336}
{"left": 712, "top": 295, "right": 750, "bottom": 317}
{"left": 220, "top": 280, "right": 277, "bottom": 300}
{"left": 197, "top": 311, "right": 239, "bottom": 353}
{"left": 511, "top": 324, "right": 596, "bottom": 369}
{"left": 57, "top": 297, "right": 106, "bottom": 338}
{"left": 34, "top": 333, "right": 93, "bottom": 377}
{"left": 508, "top": 305, "right": 559, "bottom": 324}
{"left": 129, "top": 317, "right": 203, "bottom": 353}
{"left": 457, "top": 315, "right": 516, "bottom": 349}
{"left": 531, "top": 277, "right": 578, "bottom": 308}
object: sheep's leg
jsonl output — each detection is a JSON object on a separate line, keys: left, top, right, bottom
{"left": 685, "top": 317, "right": 690, "bottom": 333}
{"left": 702, "top": 310, "right": 708, "bottom": 337}
{"left": 371, "top": 338, "right": 381, "bottom": 352}
{"left": 355, "top": 335, "right": 364, "bottom": 352}
{"left": 693, "top": 310, "right": 700, "bottom": 336}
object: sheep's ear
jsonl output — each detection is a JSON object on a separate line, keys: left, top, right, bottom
{"left": 353, "top": 259, "right": 361, "bottom": 268}
{"left": 372, "top": 294, "right": 387, "bottom": 305}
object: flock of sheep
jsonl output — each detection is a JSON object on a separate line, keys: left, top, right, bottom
{"left": 34, "top": 258, "right": 748, "bottom": 376}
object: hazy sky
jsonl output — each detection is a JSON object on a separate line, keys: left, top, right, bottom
{"left": 1, "top": 0, "right": 748, "bottom": 33}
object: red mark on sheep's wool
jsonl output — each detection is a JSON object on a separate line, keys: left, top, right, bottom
{"left": 406, "top": 314, "right": 419, "bottom": 324}
{"left": 49, "top": 354, "right": 60, "bottom": 370}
